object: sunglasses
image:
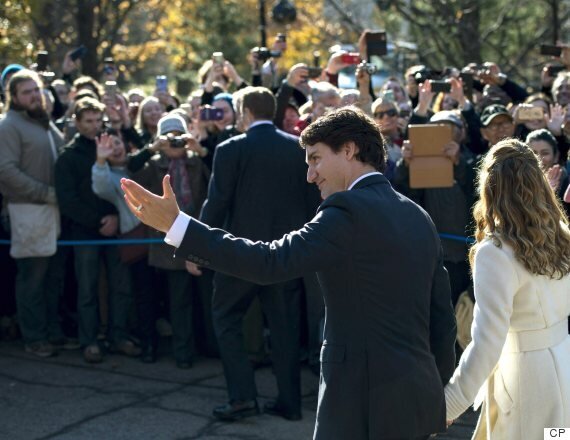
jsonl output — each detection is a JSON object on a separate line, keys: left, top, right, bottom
{"left": 374, "top": 108, "right": 398, "bottom": 119}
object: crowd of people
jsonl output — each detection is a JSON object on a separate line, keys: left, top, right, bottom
{"left": 0, "top": 29, "right": 569, "bottom": 435}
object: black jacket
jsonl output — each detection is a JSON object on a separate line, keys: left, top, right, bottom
{"left": 55, "top": 134, "right": 117, "bottom": 240}
{"left": 178, "top": 174, "right": 457, "bottom": 439}
{"left": 199, "top": 123, "right": 320, "bottom": 239}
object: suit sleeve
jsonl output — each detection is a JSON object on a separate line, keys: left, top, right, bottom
{"left": 429, "top": 243, "right": 458, "bottom": 385}
{"left": 199, "top": 141, "right": 239, "bottom": 228}
{"left": 177, "top": 195, "right": 353, "bottom": 285}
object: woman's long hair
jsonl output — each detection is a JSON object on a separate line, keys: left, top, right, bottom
{"left": 470, "top": 138, "right": 570, "bottom": 279}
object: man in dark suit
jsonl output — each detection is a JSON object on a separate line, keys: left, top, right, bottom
{"left": 185, "top": 86, "right": 321, "bottom": 421}
{"left": 122, "top": 107, "right": 457, "bottom": 440}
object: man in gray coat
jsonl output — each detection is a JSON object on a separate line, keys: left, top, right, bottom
{"left": 122, "top": 107, "right": 457, "bottom": 440}
{"left": 0, "top": 70, "right": 71, "bottom": 357}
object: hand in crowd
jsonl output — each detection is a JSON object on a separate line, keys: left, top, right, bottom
{"left": 62, "top": 50, "right": 80, "bottom": 75}
{"left": 547, "top": 164, "right": 563, "bottom": 192}
{"left": 223, "top": 60, "right": 244, "bottom": 87}
{"left": 95, "top": 133, "right": 113, "bottom": 164}
{"left": 185, "top": 261, "right": 203, "bottom": 276}
{"left": 286, "top": 63, "right": 309, "bottom": 88}
{"left": 546, "top": 104, "right": 566, "bottom": 136}
{"left": 443, "top": 141, "right": 461, "bottom": 165}
{"left": 415, "top": 80, "right": 434, "bottom": 116}
{"left": 181, "top": 133, "right": 208, "bottom": 158}
{"left": 326, "top": 51, "right": 352, "bottom": 75}
{"left": 448, "top": 77, "right": 467, "bottom": 107}
{"left": 402, "top": 140, "right": 413, "bottom": 166}
{"left": 99, "top": 214, "right": 119, "bottom": 237}
{"left": 478, "top": 62, "right": 506, "bottom": 86}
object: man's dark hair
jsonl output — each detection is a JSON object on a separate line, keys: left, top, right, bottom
{"left": 235, "top": 86, "right": 276, "bottom": 120}
{"left": 74, "top": 97, "right": 105, "bottom": 120}
{"left": 300, "top": 107, "right": 387, "bottom": 172}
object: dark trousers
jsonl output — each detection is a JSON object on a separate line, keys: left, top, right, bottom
{"left": 303, "top": 273, "right": 324, "bottom": 367}
{"left": 74, "top": 245, "right": 132, "bottom": 346}
{"left": 15, "top": 251, "right": 66, "bottom": 344}
{"left": 130, "top": 259, "right": 158, "bottom": 349}
{"left": 212, "top": 273, "right": 302, "bottom": 412}
{"left": 164, "top": 269, "right": 193, "bottom": 362}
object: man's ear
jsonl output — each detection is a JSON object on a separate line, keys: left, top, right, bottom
{"left": 343, "top": 141, "right": 359, "bottom": 160}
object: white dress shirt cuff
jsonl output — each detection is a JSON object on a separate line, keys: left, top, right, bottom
{"left": 164, "top": 212, "right": 191, "bottom": 248}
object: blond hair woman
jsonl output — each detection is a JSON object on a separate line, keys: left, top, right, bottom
{"left": 445, "top": 138, "right": 570, "bottom": 439}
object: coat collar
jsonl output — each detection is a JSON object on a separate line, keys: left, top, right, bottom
{"left": 351, "top": 173, "right": 389, "bottom": 190}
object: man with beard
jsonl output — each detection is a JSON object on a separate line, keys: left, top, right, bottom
{"left": 0, "top": 69, "right": 71, "bottom": 357}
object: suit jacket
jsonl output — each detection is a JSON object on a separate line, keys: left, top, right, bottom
{"left": 199, "top": 123, "right": 320, "bottom": 239}
{"left": 178, "top": 173, "right": 456, "bottom": 439}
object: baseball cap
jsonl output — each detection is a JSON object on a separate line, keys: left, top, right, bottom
{"left": 430, "top": 111, "right": 463, "bottom": 129}
{"left": 157, "top": 113, "right": 188, "bottom": 135}
{"left": 480, "top": 104, "right": 512, "bottom": 126}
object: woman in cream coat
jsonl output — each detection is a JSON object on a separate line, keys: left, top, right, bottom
{"left": 445, "top": 138, "right": 570, "bottom": 439}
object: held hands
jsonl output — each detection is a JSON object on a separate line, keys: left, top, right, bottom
{"left": 121, "top": 175, "right": 180, "bottom": 234}
{"left": 443, "top": 141, "right": 461, "bottom": 165}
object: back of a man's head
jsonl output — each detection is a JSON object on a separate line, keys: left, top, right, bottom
{"left": 300, "top": 107, "right": 387, "bottom": 172}
{"left": 235, "top": 86, "right": 276, "bottom": 121}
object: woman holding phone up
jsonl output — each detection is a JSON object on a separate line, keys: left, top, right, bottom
{"left": 445, "top": 138, "right": 570, "bottom": 439}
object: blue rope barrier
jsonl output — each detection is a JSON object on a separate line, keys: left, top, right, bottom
{"left": 0, "top": 238, "right": 164, "bottom": 246}
{"left": 0, "top": 233, "right": 474, "bottom": 246}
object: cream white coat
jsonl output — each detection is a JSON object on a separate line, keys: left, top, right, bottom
{"left": 445, "top": 238, "right": 570, "bottom": 439}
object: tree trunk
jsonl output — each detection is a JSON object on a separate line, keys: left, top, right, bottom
{"left": 457, "top": 1, "right": 482, "bottom": 65}
{"left": 76, "top": 0, "right": 99, "bottom": 78}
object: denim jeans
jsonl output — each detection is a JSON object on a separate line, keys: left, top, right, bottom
{"left": 15, "top": 250, "right": 66, "bottom": 344}
{"left": 74, "top": 245, "right": 132, "bottom": 346}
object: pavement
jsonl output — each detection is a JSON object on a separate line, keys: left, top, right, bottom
{"left": 0, "top": 339, "right": 477, "bottom": 440}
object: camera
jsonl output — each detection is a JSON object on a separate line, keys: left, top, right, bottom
{"left": 251, "top": 46, "right": 282, "bottom": 62}
{"left": 357, "top": 61, "right": 377, "bottom": 75}
{"left": 167, "top": 134, "right": 187, "bottom": 148}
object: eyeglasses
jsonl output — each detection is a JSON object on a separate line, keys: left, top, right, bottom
{"left": 374, "top": 108, "right": 398, "bottom": 119}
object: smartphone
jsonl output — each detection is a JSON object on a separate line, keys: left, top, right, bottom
{"left": 104, "top": 80, "right": 117, "bottom": 97}
{"left": 430, "top": 80, "right": 452, "bottom": 94}
{"left": 36, "top": 51, "right": 49, "bottom": 72}
{"left": 200, "top": 106, "right": 225, "bottom": 121}
{"left": 459, "top": 72, "right": 474, "bottom": 100}
{"left": 212, "top": 52, "right": 224, "bottom": 65}
{"left": 155, "top": 75, "right": 168, "bottom": 93}
{"left": 69, "top": 45, "right": 87, "bottom": 61}
{"left": 341, "top": 53, "right": 361, "bottom": 65}
{"left": 307, "top": 67, "right": 323, "bottom": 79}
{"left": 518, "top": 106, "right": 544, "bottom": 121}
{"left": 365, "top": 31, "right": 387, "bottom": 57}
{"left": 277, "top": 33, "right": 286, "bottom": 43}
{"left": 540, "top": 44, "right": 562, "bottom": 57}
